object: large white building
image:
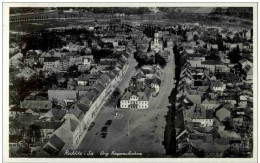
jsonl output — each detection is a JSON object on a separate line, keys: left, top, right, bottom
{"left": 120, "top": 91, "right": 150, "bottom": 109}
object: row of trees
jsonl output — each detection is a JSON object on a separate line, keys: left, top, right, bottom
{"left": 212, "top": 7, "right": 253, "bottom": 19}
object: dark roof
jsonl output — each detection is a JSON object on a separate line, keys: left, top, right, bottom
{"left": 122, "top": 52, "right": 130, "bottom": 59}
{"left": 44, "top": 57, "right": 60, "bottom": 62}
{"left": 75, "top": 103, "right": 89, "bottom": 113}
{"left": 9, "top": 135, "right": 23, "bottom": 143}
{"left": 93, "top": 82, "right": 105, "bottom": 93}
{"left": 48, "top": 134, "right": 65, "bottom": 151}
{"left": 99, "top": 73, "right": 110, "bottom": 84}
{"left": 9, "top": 107, "right": 27, "bottom": 112}
{"left": 47, "top": 109, "right": 66, "bottom": 121}
{"left": 152, "top": 77, "right": 161, "bottom": 85}
{"left": 69, "top": 105, "right": 84, "bottom": 121}
{"left": 206, "top": 109, "right": 214, "bottom": 119}
{"left": 34, "top": 122, "right": 62, "bottom": 130}
{"left": 43, "top": 145, "right": 59, "bottom": 156}
{"left": 201, "top": 60, "right": 223, "bottom": 65}
{"left": 79, "top": 96, "right": 92, "bottom": 106}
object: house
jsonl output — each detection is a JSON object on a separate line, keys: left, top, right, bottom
{"left": 48, "top": 89, "right": 78, "bottom": 105}
{"left": 39, "top": 109, "right": 66, "bottom": 122}
{"left": 120, "top": 86, "right": 152, "bottom": 109}
{"left": 24, "top": 108, "right": 49, "bottom": 116}
{"left": 216, "top": 107, "right": 231, "bottom": 122}
{"left": 10, "top": 52, "right": 23, "bottom": 67}
{"left": 15, "top": 66, "right": 37, "bottom": 80}
{"left": 77, "top": 72, "right": 101, "bottom": 86}
{"left": 239, "top": 95, "right": 247, "bottom": 107}
{"left": 34, "top": 122, "right": 63, "bottom": 141}
{"left": 67, "top": 79, "right": 77, "bottom": 90}
{"left": 239, "top": 58, "right": 253, "bottom": 69}
{"left": 9, "top": 107, "right": 27, "bottom": 117}
{"left": 211, "top": 82, "right": 226, "bottom": 92}
{"left": 21, "top": 98, "right": 51, "bottom": 111}
{"left": 78, "top": 64, "right": 91, "bottom": 72}
{"left": 184, "top": 106, "right": 214, "bottom": 127}
{"left": 207, "top": 44, "right": 218, "bottom": 51}
{"left": 53, "top": 118, "right": 81, "bottom": 147}
{"left": 201, "top": 99, "right": 220, "bottom": 110}
{"left": 43, "top": 134, "right": 65, "bottom": 156}
{"left": 190, "top": 140, "right": 229, "bottom": 158}
{"left": 43, "top": 57, "right": 61, "bottom": 72}
{"left": 201, "top": 60, "right": 224, "bottom": 73}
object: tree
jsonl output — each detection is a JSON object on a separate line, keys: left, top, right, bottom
{"left": 193, "top": 34, "right": 199, "bottom": 41}
{"left": 155, "top": 53, "right": 166, "bottom": 68}
{"left": 28, "top": 124, "right": 41, "bottom": 143}
{"left": 112, "top": 88, "right": 121, "bottom": 97}
{"left": 228, "top": 46, "right": 242, "bottom": 63}
{"left": 68, "top": 64, "right": 78, "bottom": 72}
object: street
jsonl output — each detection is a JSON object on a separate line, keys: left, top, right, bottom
{"left": 77, "top": 53, "right": 175, "bottom": 157}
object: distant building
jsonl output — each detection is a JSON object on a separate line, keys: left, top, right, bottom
{"left": 151, "top": 32, "right": 163, "bottom": 53}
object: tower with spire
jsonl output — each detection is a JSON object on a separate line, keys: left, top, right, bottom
{"left": 151, "top": 28, "right": 163, "bottom": 53}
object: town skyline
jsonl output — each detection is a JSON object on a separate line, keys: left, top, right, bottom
{"left": 4, "top": 5, "right": 256, "bottom": 162}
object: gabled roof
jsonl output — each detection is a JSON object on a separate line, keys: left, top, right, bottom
{"left": 75, "top": 103, "right": 89, "bottom": 113}
{"left": 93, "top": 82, "right": 105, "bottom": 93}
{"left": 186, "top": 94, "right": 201, "bottom": 105}
{"left": 99, "top": 73, "right": 110, "bottom": 84}
{"left": 21, "top": 100, "right": 50, "bottom": 110}
{"left": 48, "top": 134, "right": 65, "bottom": 152}
{"left": 35, "top": 121, "right": 63, "bottom": 130}
{"left": 216, "top": 107, "right": 230, "bottom": 120}
{"left": 79, "top": 95, "right": 92, "bottom": 106}
{"left": 69, "top": 105, "right": 84, "bottom": 121}
{"left": 201, "top": 98, "right": 218, "bottom": 105}
{"left": 46, "top": 109, "right": 66, "bottom": 121}
{"left": 63, "top": 118, "right": 79, "bottom": 132}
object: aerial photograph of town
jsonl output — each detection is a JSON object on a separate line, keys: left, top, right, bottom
{"left": 7, "top": 6, "right": 254, "bottom": 159}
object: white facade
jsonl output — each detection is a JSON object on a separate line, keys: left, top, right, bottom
{"left": 192, "top": 118, "right": 213, "bottom": 127}
{"left": 212, "top": 84, "right": 226, "bottom": 92}
{"left": 120, "top": 95, "right": 149, "bottom": 109}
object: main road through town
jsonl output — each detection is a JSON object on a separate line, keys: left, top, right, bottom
{"left": 77, "top": 53, "right": 175, "bottom": 157}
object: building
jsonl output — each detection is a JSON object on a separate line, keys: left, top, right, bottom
{"left": 120, "top": 91, "right": 150, "bottom": 109}
{"left": 48, "top": 89, "right": 78, "bottom": 105}
{"left": 151, "top": 32, "right": 163, "bottom": 53}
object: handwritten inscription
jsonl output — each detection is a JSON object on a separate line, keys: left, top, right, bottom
{"left": 63, "top": 150, "right": 142, "bottom": 157}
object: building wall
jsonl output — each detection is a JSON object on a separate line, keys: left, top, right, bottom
{"left": 192, "top": 118, "right": 213, "bottom": 127}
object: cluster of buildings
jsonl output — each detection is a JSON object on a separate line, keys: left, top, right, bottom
{"left": 8, "top": 15, "right": 254, "bottom": 158}
{"left": 174, "top": 24, "right": 253, "bottom": 157}
{"left": 120, "top": 65, "right": 162, "bottom": 109}
{"left": 9, "top": 21, "right": 136, "bottom": 157}
{"left": 119, "top": 29, "right": 177, "bottom": 110}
